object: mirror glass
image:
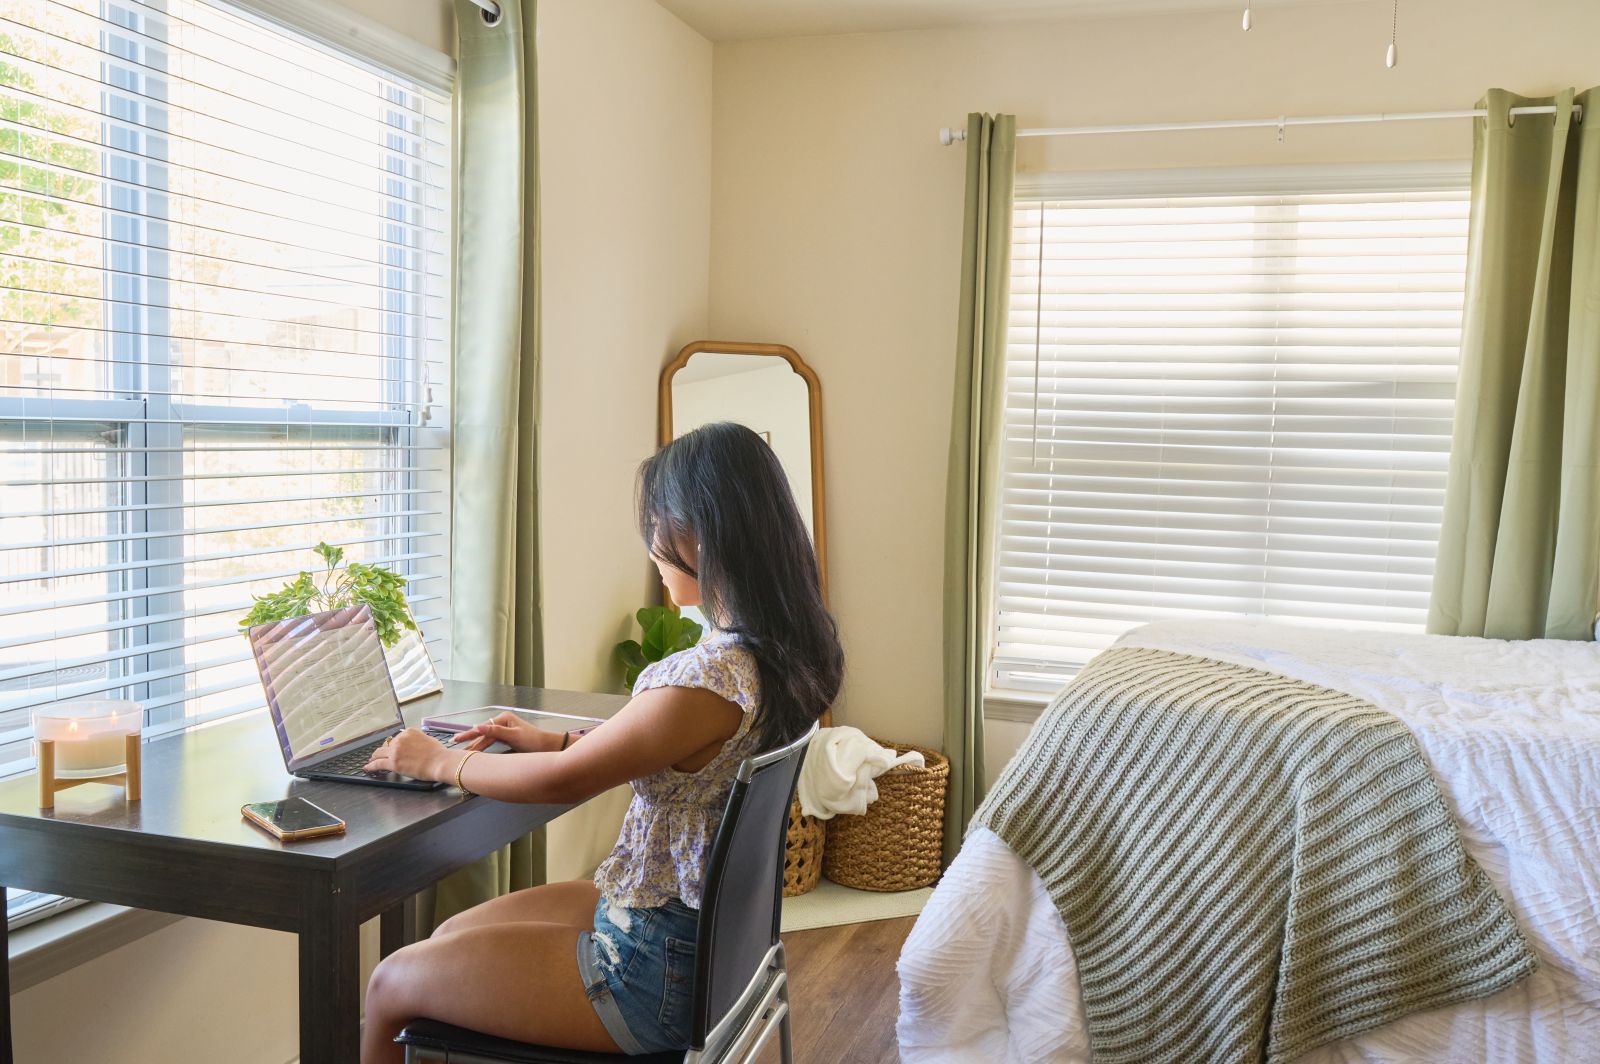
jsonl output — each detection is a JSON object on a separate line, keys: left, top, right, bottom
{"left": 670, "top": 352, "right": 815, "bottom": 537}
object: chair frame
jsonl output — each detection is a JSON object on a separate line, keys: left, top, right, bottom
{"left": 400, "top": 724, "right": 815, "bottom": 1064}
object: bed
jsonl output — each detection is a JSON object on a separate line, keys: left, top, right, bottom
{"left": 897, "top": 619, "right": 1600, "bottom": 1063}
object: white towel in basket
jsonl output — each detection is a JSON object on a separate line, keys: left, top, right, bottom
{"left": 797, "top": 726, "right": 926, "bottom": 820}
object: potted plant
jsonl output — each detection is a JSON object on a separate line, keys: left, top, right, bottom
{"left": 239, "top": 542, "right": 416, "bottom": 645}
{"left": 614, "top": 606, "right": 702, "bottom": 691}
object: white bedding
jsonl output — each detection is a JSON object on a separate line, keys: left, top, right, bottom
{"left": 898, "top": 620, "right": 1600, "bottom": 1063}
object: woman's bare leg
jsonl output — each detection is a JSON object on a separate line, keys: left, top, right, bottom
{"left": 431, "top": 879, "right": 600, "bottom": 938}
{"left": 360, "top": 920, "right": 619, "bottom": 1064}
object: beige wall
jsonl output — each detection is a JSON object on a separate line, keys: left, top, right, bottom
{"left": 537, "top": 0, "right": 713, "bottom": 879}
{"left": 707, "top": 0, "right": 1600, "bottom": 750}
{"left": 11, "top": 1, "right": 712, "bottom": 1055}
{"left": 13, "top": 919, "right": 332, "bottom": 1064}
{"left": 539, "top": 0, "right": 713, "bottom": 698}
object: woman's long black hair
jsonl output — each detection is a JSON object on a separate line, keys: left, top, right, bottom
{"left": 638, "top": 421, "right": 844, "bottom": 750}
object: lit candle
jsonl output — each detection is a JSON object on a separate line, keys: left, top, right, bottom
{"left": 33, "top": 700, "right": 143, "bottom": 779}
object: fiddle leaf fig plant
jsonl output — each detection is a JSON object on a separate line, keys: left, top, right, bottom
{"left": 615, "top": 605, "right": 703, "bottom": 690}
{"left": 239, "top": 542, "right": 417, "bottom": 648}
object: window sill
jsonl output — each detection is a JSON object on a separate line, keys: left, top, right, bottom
{"left": 984, "top": 691, "right": 1050, "bottom": 724}
{"left": 8, "top": 903, "right": 180, "bottom": 994}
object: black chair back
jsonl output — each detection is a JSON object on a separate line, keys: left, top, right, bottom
{"left": 686, "top": 722, "right": 816, "bottom": 1047}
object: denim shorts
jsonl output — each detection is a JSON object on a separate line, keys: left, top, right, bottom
{"left": 577, "top": 895, "right": 700, "bottom": 1055}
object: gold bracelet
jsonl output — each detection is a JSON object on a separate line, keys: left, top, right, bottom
{"left": 454, "top": 749, "right": 480, "bottom": 796}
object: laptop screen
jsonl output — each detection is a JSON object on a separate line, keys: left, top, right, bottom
{"left": 248, "top": 605, "right": 403, "bottom": 771}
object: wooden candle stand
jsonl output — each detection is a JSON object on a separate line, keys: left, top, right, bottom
{"left": 37, "top": 733, "right": 143, "bottom": 810}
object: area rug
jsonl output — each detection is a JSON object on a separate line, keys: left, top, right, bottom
{"left": 779, "top": 877, "right": 933, "bottom": 933}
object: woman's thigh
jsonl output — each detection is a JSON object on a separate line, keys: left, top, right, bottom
{"left": 434, "top": 879, "right": 599, "bottom": 937}
{"left": 373, "top": 921, "right": 618, "bottom": 1052}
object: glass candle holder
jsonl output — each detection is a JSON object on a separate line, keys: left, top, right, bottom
{"left": 32, "top": 700, "right": 142, "bottom": 780}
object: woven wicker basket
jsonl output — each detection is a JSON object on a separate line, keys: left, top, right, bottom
{"left": 822, "top": 739, "right": 948, "bottom": 892}
{"left": 783, "top": 796, "right": 826, "bottom": 897}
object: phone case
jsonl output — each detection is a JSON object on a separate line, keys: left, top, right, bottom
{"left": 241, "top": 803, "right": 347, "bottom": 842}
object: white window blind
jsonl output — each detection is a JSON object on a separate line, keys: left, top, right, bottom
{"left": 993, "top": 165, "right": 1470, "bottom": 696}
{"left": 0, "top": 0, "right": 453, "bottom": 779}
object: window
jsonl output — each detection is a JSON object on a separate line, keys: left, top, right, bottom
{"left": 1, "top": 0, "right": 452, "bottom": 811}
{"left": 992, "top": 164, "right": 1470, "bottom": 696}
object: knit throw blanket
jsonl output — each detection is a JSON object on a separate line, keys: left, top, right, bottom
{"left": 973, "top": 646, "right": 1537, "bottom": 1064}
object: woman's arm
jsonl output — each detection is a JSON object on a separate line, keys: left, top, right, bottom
{"left": 362, "top": 686, "right": 743, "bottom": 804}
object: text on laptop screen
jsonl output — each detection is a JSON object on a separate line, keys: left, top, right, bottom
{"left": 249, "top": 606, "right": 403, "bottom": 769}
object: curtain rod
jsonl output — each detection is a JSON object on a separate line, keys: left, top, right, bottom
{"left": 937, "top": 104, "right": 1582, "bottom": 145}
{"left": 464, "top": 0, "right": 503, "bottom": 24}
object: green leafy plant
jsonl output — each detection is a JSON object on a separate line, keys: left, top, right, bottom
{"left": 238, "top": 542, "right": 417, "bottom": 647}
{"left": 615, "top": 606, "right": 703, "bottom": 690}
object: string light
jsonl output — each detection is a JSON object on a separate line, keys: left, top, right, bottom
{"left": 1240, "top": 0, "right": 1400, "bottom": 69}
{"left": 1386, "top": 0, "right": 1399, "bottom": 67}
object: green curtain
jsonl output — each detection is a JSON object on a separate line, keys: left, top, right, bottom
{"left": 431, "top": 0, "right": 545, "bottom": 925}
{"left": 943, "top": 113, "right": 1015, "bottom": 865}
{"left": 1428, "top": 87, "right": 1600, "bottom": 641}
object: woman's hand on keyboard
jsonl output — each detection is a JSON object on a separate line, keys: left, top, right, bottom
{"left": 452, "top": 711, "right": 560, "bottom": 754}
{"left": 361, "top": 727, "right": 452, "bottom": 781}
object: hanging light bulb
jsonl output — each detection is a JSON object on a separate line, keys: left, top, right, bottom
{"left": 1386, "top": 0, "right": 1398, "bottom": 67}
{"left": 1242, "top": 2, "right": 1252, "bottom": 31}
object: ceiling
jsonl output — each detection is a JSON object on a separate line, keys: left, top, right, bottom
{"left": 656, "top": 0, "right": 1341, "bottom": 42}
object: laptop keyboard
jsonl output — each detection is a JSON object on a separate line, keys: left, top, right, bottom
{"left": 315, "top": 728, "right": 458, "bottom": 778}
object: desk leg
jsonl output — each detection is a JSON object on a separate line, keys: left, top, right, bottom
{"left": 2, "top": 892, "right": 12, "bottom": 1064}
{"left": 380, "top": 895, "right": 419, "bottom": 959}
{"left": 299, "top": 890, "right": 361, "bottom": 1064}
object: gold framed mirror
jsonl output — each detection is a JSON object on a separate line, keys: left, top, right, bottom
{"left": 659, "top": 341, "right": 827, "bottom": 601}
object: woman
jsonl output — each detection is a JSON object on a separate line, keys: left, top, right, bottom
{"left": 359, "top": 421, "right": 844, "bottom": 1062}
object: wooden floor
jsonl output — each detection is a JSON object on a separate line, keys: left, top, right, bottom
{"left": 753, "top": 915, "right": 917, "bottom": 1064}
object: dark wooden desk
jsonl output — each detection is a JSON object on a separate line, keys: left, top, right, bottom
{"left": 0, "top": 681, "right": 626, "bottom": 1064}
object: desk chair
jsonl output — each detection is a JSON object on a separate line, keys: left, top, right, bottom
{"left": 396, "top": 722, "right": 817, "bottom": 1064}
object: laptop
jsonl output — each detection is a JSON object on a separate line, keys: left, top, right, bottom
{"left": 248, "top": 604, "right": 459, "bottom": 790}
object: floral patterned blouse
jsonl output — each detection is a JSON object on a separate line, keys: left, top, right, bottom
{"left": 592, "top": 630, "right": 765, "bottom": 910}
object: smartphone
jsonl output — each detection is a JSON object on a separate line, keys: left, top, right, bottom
{"left": 241, "top": 797, "right": 346, "bottom": 842}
